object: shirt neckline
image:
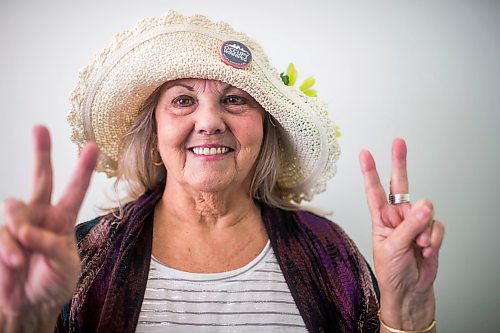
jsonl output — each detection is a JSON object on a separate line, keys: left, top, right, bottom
{"left": 150, "top": 240, "right": 272, "bottom": 283}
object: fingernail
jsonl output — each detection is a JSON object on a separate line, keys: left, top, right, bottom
{"left": 416, "top": 207, "right": 430, "bottom": 222}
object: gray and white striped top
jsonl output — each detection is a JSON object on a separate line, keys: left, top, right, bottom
{"left": 135, "top": 241, "right": 307, "bottom": 332}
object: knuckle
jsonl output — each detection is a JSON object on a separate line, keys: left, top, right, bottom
{"left": 0, "top": 227, "right": 16, "bottom": 251}
{"left": 434, "top": 220, "right": 445, "bottom": 234}
{"left": 0, "top": 226, "right": 8, "bottom": 241}
{"left": 415, "top": 198, "right": 434, "bottom": 211}
{"left": 396, "top": 174, "right": 408, "bottom": 182}
{"left": 3, "top": 198, "right": 25, "bottom": 212}
{"left": 2, "top": 199, "right": 30, "bottom": 228}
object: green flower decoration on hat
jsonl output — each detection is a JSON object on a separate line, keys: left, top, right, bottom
{"left": 280, "top": 63, "right": 341, "bottom": 138}
{"left": 280, "top": 63, "right": 317, "bottom": 97}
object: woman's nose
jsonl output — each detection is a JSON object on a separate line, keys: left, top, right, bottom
{"left": 194, "top": 102, "right": 227, "bottom": 135}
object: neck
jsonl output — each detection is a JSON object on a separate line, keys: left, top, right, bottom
{"left": 152, "top": 181, "right": 267, "bottom": 273}
{"left": 158, "top": 180, "right": 260, "bottom": 230}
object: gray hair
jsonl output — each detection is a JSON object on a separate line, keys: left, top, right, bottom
{"left": 115, "top": 87, "right": 298, "bottom": 210}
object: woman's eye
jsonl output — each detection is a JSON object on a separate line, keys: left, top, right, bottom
{"left": 223, "top": 95, "right": 246, "bottom": 105}
{"left": 172, "top": 95, "right": 195, "bottom": 106}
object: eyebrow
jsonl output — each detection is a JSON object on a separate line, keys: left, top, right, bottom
{"left": 163, "top": 82, "right": 234, "bottom": 93}
{"left": 163, "top": 83, "right": 194, "bottom": 91}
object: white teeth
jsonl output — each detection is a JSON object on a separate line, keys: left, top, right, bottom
{"left": 192, "top": 147, "right": 229, "bottom": 155}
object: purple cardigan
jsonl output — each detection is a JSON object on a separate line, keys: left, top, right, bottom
{"left": 57, "top": 185, "right": 380, "bottom": 333}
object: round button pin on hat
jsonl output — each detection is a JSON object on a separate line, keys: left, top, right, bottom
{"left": 219, "top": 40, "right": 252, "bottom": 69}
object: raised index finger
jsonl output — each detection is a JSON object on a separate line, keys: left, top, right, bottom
{"left": 30, "top": 125, "right": 53, "bottom": 205}
{"left": 359, "top": 149, "right": 387, "bottom": 216}
{"left": 57, "top": 143, "right": 99, "bottom": 221}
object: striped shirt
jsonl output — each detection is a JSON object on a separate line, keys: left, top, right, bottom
{"left": 136, "top": 241, "right": 307, "bottom": 332}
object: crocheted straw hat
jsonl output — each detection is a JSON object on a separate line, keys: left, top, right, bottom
{"left": 68, "top": 10, "right": 340, "bottom": 202}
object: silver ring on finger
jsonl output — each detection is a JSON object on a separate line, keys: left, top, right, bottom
{"left": 388, "top": 193, "right": 411, "bottom": 205}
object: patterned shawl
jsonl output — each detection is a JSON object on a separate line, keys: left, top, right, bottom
{"left": 57, "top": 184, "right": 380, "bottom": 332}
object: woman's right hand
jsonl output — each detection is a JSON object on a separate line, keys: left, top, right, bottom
{"left": 0, "top": 126, "right": 98, "bottom": 331}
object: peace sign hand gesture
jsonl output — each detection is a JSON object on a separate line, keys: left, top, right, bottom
{"left": 0, "top": 126, "right": 98, "bottom": 332}
{"left": 359, "top": 139, "right": 445, "bottom": 332}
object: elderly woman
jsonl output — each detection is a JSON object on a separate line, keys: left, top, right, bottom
{"left": 0, "top": 11, "right": 443, "bottom": 333}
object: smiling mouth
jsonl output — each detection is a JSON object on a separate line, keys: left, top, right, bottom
{"left": 191, "top": 147, "right": 232, "bottom": 156}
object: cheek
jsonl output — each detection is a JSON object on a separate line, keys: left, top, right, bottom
{"left": 234, "top": 123, "right": 264, "bottom": 161}
{"left": 248, "top": 115, "right": 265, "bottom": 147}
{"left": 156, "top": 114, "right": 192, "bottom": 159}
{"left": 249, "top": 128, "right": 264, "bottom": 155}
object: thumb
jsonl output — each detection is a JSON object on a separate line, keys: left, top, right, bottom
{"left": 387, "top": 200, "right": 434, "bottom": 251}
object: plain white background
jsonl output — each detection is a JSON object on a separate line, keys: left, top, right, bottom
{"left": 1, "top": 1, "right": 499, "bottom": 331}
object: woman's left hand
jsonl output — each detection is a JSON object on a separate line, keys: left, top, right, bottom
{"left": 359, "top": 138, "right": 445, "bottom": 330}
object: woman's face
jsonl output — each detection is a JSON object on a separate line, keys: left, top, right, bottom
{"left": 155, "top": 79, "right": 265, "bottom": 195}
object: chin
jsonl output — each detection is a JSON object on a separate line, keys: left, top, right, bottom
{"left": 190, "top": 175, "right": 234, "bottom": 193}
{"left": 179, "top": 165, "right": 255, "bottom": 194}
